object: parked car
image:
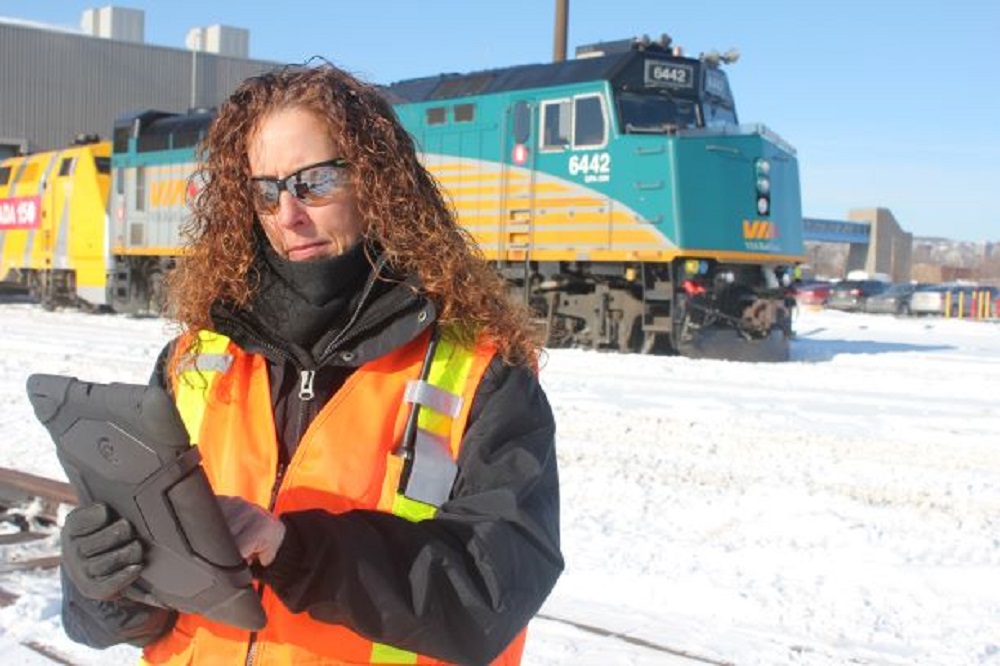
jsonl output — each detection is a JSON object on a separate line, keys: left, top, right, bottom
{"left": 826, "top": 280, "right": 889, "bottom": 312}
{"left": 792, "top": 280, "right": 832, "bottom": 307}
{"left": 910, "top": 285, "right": 998, "bottom": 317}
{"left": 909, "top": 285, "right": 950, "bottom": 316}
{"left": 863, "top": 283, "right": 919, "bottom": 315}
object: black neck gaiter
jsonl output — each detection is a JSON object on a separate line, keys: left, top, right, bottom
{"left": 250, "top": 239, "right": 373, "bottom": 351}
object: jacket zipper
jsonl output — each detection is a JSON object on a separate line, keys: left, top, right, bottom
{"left": 298, "top": 369, "right": 315, "bottom": 400}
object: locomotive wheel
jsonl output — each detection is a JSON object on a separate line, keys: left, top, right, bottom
{"left": 147, "top": 269, "right": 165, "bottom": 314}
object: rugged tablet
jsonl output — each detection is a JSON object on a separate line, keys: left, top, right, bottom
{"left": 25, "top": 373, "right": 266, "bottom": 631}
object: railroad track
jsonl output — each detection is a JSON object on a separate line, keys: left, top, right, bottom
{"left": 535, "top": 612, "right": 735, "bottom": 665}
{"left": 0, "top": 466, "right": 77, "bottom": 573}
{"left": 0, "top": 467, "right": 82, "bottom": 663}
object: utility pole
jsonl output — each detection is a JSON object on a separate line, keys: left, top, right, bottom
{"left": 188, "top": 28, "right": 203, "bottom": 109}
{"left": 553, "top": 0, "right": 569, "bottom": 62}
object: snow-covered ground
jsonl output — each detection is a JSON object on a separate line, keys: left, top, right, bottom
{"left": 1, "top": 301, "right": 998, "bottom": 665}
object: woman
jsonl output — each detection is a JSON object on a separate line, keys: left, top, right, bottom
{"left": 60, "top": 62, "right": 563, "bottom": 665}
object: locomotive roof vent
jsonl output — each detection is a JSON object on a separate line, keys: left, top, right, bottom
{"left": 575, "top": 34, "right": 679, "bottom": 59}
{"left": 72, "top": 133, "right": 102, "bottom": 146}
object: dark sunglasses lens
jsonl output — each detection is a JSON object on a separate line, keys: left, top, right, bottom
{"left": 294, "top": 166, "right": 340, "bottom": 203}
{"left": 252, "top": 181, "right": 280, "bottom": 211}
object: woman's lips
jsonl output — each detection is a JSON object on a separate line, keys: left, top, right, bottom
{"left": 286, "top": 241, "right": 329, "bottom": 261}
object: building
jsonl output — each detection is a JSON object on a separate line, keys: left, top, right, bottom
{"left": 0, "top": 7, "right": 277, "bottom": 157}
{"left": 844, "top": 208, "right": 913, "bottom": 282}
{"left": 803, "top": 208, "right": 914, "bottom": 281}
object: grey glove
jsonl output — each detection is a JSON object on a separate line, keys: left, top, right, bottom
{"left": 216, "top": 496, "right": 286, "bottom": 567}
{"left": 61, "top": 503, "right": 144, "bottom": 601}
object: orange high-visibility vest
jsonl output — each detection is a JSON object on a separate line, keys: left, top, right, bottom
{"left": 141, "top": 327, "right": 527, "bottom": 665}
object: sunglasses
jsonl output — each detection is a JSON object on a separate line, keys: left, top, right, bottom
{"left": 250, "top": 158, "right": 348, "bottom": 213}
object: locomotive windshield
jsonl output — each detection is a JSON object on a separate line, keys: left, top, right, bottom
{"left": 618, "top": 92, "right": 698, "bottom": 132}
{"left": 701, "top": 67, "right": 738, "bottom": 128}
{"left": 615, "top": 58, "right": 739, "bottom": 133}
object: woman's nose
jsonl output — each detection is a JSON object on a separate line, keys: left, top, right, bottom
{"left": 273, "top": 191, "right": 306, "bottom": 227}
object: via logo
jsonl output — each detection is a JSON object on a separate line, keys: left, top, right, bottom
{"left": 97, "top": 436, "right": 120, "bottom": 465}
{"left": 742, "top": 219, "right": 778, "bottom": 240}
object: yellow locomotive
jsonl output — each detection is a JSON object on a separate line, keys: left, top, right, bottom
{"left": 0, "top": 137, "right": 111, "bottom": 309}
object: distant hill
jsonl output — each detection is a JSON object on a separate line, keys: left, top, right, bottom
{"left": 912, "top": 238, "right": 999, "bottom": 285}
{"left": 912, "top": 238, "right": 1000, "bottom": 268}
{"left": 807, "top": 238, "right": 1000, "bottom": 284}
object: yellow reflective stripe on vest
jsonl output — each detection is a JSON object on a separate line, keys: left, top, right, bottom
{"left": 390, "top": 332, "right": 476, "bottom": 517}
{"left": 370, "top": 642, "right": 419, "bottom": 665}
{"left": 416, "top": 335, "right": 475, "bottom": 440}
{"left": 372, "top": 332, "right": 478, "bottom": 664}
{"left": 174, "top": 331, "right": 232, "bottom": 446}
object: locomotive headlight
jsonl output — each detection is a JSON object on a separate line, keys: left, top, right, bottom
{"left": 755, "top": 158, "right": 771, "bottom": 216}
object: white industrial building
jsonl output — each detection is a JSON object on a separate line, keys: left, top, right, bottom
{"left": 0, "top": 6, "right": 278, "bottom": 157}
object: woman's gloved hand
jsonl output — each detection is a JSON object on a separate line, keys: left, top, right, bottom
{"left": 61, "top": 503, "right": 144, "bottom": 601}
{"left": 216, "top": 496, "right": 286, "bottom": 567}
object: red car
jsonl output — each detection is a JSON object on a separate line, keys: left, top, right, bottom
{"left": 792, "top": 280, "right": 831, "bottom": 307}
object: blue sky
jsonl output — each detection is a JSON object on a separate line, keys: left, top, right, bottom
{"left": 3, "top": 1, "right": 998, "bottom": 241}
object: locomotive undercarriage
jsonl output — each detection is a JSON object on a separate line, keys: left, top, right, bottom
{"left": 8, "top": 268, "right": 93, "bottom": 312}
{"left": 9, "top": 257, "right": 173, "bottom": 315}
{"left": 501, "top": 259, "right": 792, "bottom": 361}
{"left": 108, "top": 256, "right": 173, "bottom": 316}
{"left": 10, "top": 255, "right": 789, "bottom": 361}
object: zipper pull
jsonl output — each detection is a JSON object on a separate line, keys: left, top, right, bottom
{"left": 298, "top": 369, "right": 315, "bottom": 401}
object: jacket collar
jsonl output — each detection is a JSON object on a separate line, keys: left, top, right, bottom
{"left": 211, "top": 250, "right": 436, "bottom": 369}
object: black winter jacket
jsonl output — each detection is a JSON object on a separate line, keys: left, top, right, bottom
{"left": 61, "top": 260, "right": 563, "bottom": 664}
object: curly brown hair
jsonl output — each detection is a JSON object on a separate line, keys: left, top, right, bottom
{"left": 167, "top": 62, "right": 540, "bottom": 365}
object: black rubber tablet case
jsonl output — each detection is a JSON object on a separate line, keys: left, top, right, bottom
{"left": 26, "top": 374, "right": 266, "bottom": 631}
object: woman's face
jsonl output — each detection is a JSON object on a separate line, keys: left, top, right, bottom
{"left": 248, "top": 107, "right": 365, "bottom": 261}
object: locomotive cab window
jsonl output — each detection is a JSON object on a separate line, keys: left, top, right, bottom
{"left": 702, "top": 68, "right": 738, "bottom": 129}
{"left": 512, "top": 101, "right": 531, "bottom": 144}
{"left": 137, "top": 131, "right": 169, "bottom": 153}
{"left": 58, "top": 158, "right": 75, "bottom": 177}
{"left": 573, "top": 95, "right": 607, "bottom": 148}
{"left": 112, "top": 126, "right": 130, "bottom": 154}
{"left": 540, "top": 100, "right": 570, "bottom": 150}
{"left": 702, "top": 102, "right": 737, "bottom": 129}
{"left": 173, "top": 130, "right": 202, "bottom": 149}
{"left": 0, "top": 166, "right": 10, "bottom": 186}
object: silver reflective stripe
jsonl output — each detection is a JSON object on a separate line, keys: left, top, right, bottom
{"left": 404, "top": 379, "right": 463, "bottom": 418}
{"left": 178, "top": 353, "right": 233, "bottom": 373}
{"left": 54, "top": 193, "right": 70, "bottom": 269}
{"left": 194, "top": 353, "right": 233, "bottom": 373}
{"left": 403, "top": 428, "right": 458, "bottom": 507}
